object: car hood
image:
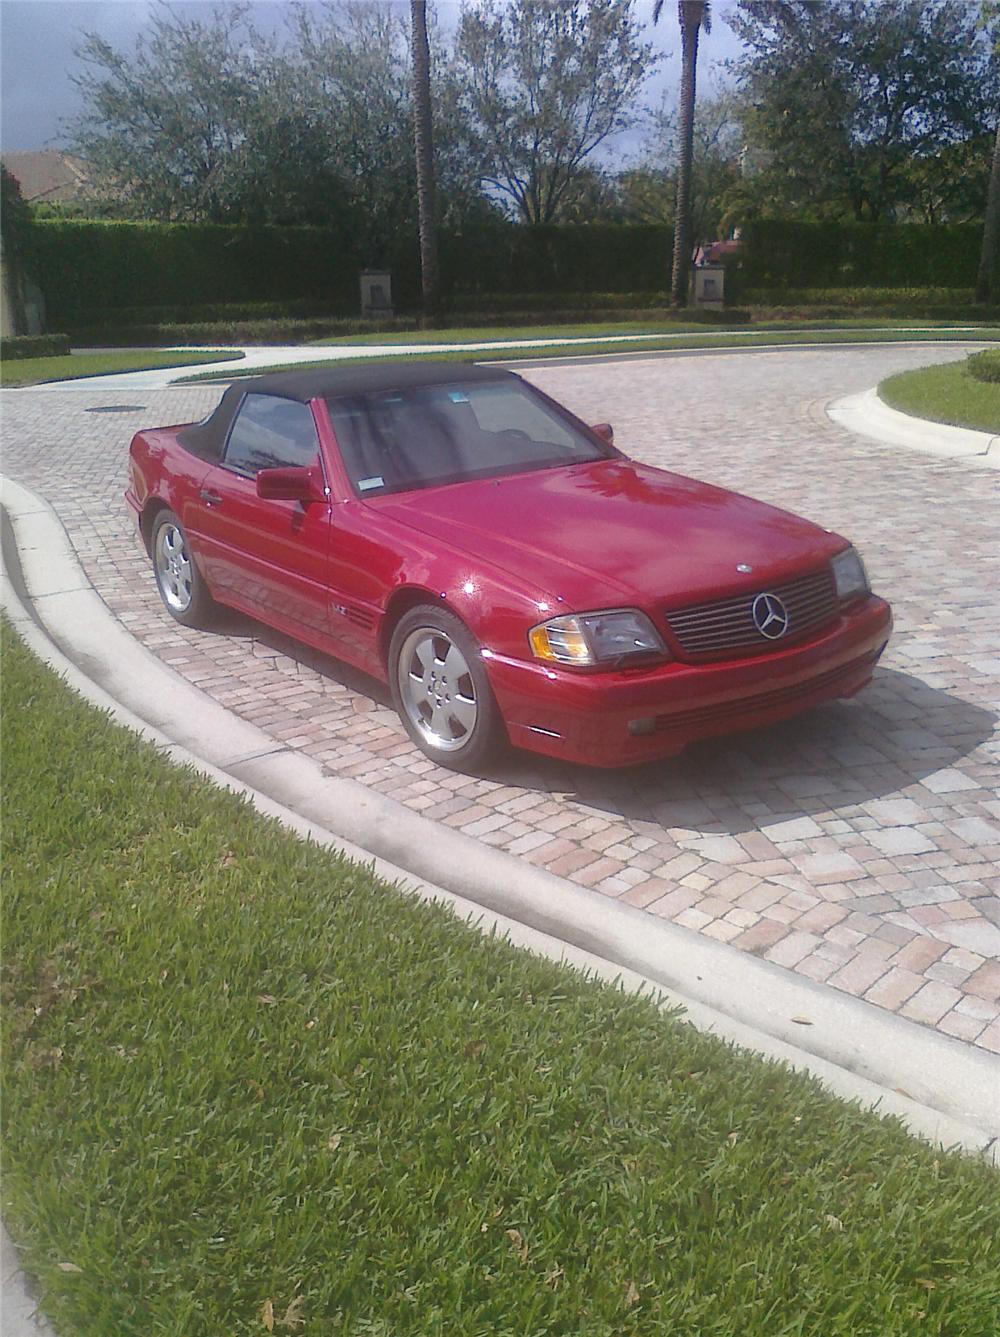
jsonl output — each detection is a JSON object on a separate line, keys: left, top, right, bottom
{"left": 371, "top": 459, "right": 846, "bottom": 609}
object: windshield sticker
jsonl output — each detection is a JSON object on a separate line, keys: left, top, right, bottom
{"left": 358, "top": 476, "right": 384, "bottom": 491}
{"left": 448, "top": 390, "right": 470, "bottom": 403}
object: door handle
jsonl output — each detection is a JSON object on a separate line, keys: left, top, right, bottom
{"left": 199, "top": 489, "right": 223, "bottom": 507}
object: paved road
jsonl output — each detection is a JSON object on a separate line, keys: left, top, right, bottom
{"left": 3, "top": 342, "right": 998, "bottom": 1053}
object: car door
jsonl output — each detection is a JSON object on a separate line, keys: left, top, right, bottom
{"left": 194, "top": 393, "right": 332, "bottom": 638}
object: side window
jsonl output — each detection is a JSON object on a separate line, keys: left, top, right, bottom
{"left": 224, "top": 395, "right": 319, "bottom": 476}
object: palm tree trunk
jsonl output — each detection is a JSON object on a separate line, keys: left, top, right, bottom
{"left": 410, "top": 0, "right": 439, "bottom": 319}
{"left": 975, "top": 121, "right": 1000, "bottom": 305}
{"left": 670, "top": 9, "right": 701, "bottom": 306}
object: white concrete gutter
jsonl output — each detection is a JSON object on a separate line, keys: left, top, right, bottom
{"left": 3, "top": 472, "right": 997, "bottom": 1163}
{"left": 829, "top": 387, "right": 1000, "bottom": 467}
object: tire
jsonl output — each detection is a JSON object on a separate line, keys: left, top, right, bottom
{"left": 150, "top": 508, "right": 215, "bottom": 627}
{"left": 389, "top": 605, "right": 506, "bottom": 771}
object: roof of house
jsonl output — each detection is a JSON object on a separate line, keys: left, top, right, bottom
{"left": 2, "top": 150, "right": 95, "bottom": 203}
{"left": 694, "top": 240, "right": 742, "bottom": 266}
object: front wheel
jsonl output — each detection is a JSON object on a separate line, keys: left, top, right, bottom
{"left": 389, "top": 606, "right": 505, "bottom": 772}
{"left": 150, "top": 508, "right": 215, "bottom": 627}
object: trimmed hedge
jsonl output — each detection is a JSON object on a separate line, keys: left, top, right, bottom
{"left": 25, "top": 220, "right": 362, "bottom": 322}
{"left": 24, "top": 215, "right": 988, "bottom": 331}
{"left": 27, "top": 220, "right": 678, "bottom": 324}
{"left": 439, "top": 224, "right": 674, "bottom": 296}
{"left": 967, "top": 350, "right": 1000, "bottom": 383}
{"left": 0, "top": 333, "right": 72, "bottom": 360}
{"left": 738, "top": 221, "right": 982, "bottom": 290}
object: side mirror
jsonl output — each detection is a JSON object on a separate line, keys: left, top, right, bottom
{"left": 591, "top": 422, "right": 614, "bottom": 446}
{"left": 256, "top": 465, "right": 326, "bottom": 503}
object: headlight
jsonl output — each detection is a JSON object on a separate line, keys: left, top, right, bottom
{"left": 831, "top": 546, "right": 870, "bottom": 602}
{"left": 529, "top": 609, "right": 667, "bottom": 667}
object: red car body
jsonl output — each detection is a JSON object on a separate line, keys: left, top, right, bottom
{"left": 126, "top": 363, "right": 891, "bottom": 769}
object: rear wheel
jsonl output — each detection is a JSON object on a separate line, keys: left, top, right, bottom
{"left": 150, "top": 509, "right": 215, "bottom": 627}
{"left": 389, "top": 606, "right": 505, "bottom": 771}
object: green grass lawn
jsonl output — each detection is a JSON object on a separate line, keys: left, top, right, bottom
{"left": 879, "top": 354, "right": 1000, "bottom": 432}
{"left": 180, "top": 325, "right": 1000, "bottom": 384}
{"left": 0, "top": 349, "right": 243, "bottom": 388}
{"left": 3, "top": 621, "right": 999, "bottom": 1336}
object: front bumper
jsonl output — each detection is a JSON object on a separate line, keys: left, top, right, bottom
{"left": 485, "top": 596, "right": 892, "bottom": 768}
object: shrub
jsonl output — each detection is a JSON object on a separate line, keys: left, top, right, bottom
{"left": 65, "top": 298, "right": 350, "bottom": 330}
{"left": 0, "top": 333, "right": 72, "bottom": 360}
{"left": 742, "top": 286, "right": 975, "bottom": 309}
{"left": 67, "top": 302, "right": 753, "bottom": 348}
{"left": 967, "top": 350, "right": 1000, "bottom": 384}
{"left": 742, "top": 286, "right": 1000, "bottom": 322}
{"left": 67, "top": 316, "right": 423, "bottom": 348}
{"left": 442, "top": 292, "right": 750, "bottom": 322}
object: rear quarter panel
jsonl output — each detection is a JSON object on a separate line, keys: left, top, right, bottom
{"left": 128, "top": 427, "right": 210, "bottom": 554}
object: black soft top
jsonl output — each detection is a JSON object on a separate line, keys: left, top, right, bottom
{"left": 177, "top": 361, "right": 518, "bottom": 460}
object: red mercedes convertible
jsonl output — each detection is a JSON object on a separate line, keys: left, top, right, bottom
{"left": 126, "top": 363, "right": 891, "bottom": 770}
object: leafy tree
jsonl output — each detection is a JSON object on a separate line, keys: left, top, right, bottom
{"left": 976, "top": 1, "right": 1000, "bottom": 302}
{"left": 620, "top": 89, "right": 740, "bottom": 240}
{"left": 453, "top": 0, "right": 658, "bottom": 224}
{"left": 64, "top": 0, "right": 488, "bottom": 259}
{"left": 896, "top": 134, "right": 995, "bottom": 225}
{"left": 290, "top": 1, "right": 417, "bottom": 257}
{"left": 292, "top": 2, "right": 494, "bottom": 257}
{"left": 410, "top": 0, "right": 439, "bottom": 315}
{"left": 729, "top": 0, "right": 999, "bottom": 224}
{"left": 1, "top": 164, "right": 32, "bottom": 332}
{"left": 653, "top": 1, "right": 712, "bottom": 304}
{"left": 67, "top": 4, "right": 309, "bottom": 223}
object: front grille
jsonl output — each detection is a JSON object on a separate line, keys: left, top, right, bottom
{"left": 664, "top": 568, "right": 838, "bottom": 660}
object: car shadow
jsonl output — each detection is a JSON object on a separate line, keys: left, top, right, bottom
{"left": 486, "top": 668, "right": 996, "bottom": 834}
{"left": 208, "top": 607, "right": 395, "bottom": 708}
{"left": 204, "top": 610, "right": 993, "bottom": 834}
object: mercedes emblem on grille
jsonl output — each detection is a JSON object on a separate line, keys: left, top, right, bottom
{"left": 752, "top": 592, "right": 790, "bottom": 639}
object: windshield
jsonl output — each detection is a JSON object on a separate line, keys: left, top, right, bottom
{"left": 326, "top": 379, "right": 613, "bottom": 496}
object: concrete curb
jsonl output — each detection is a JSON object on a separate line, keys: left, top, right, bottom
{"left": 828, "top": 386, "right": 1000, "bottom": 467}
{"left": 1, "top": 1223, "right": 55, "bottom": 1336}
{"left": 3, "top": 472, "right": 998, "bottom": 1161}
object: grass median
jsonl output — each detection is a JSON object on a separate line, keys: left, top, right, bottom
{"left": 307, "top": 317, "right": 999, "bottom": 348}
{"left": 0, "top": 349, "right": 243, "bottom": 388}
{"left": 879, "top": 353, "right": 1000, "bottom": 433}
{"left": 3, "top": 620, "right": 998, "bottom": 1336}
{"left": 178, "top": 325, "right": 1000, "bottom": 384}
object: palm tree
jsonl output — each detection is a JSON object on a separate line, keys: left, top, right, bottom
{"left": 410, "top": 0, "right": 439, "bottom": 318}
{"left": 975, "top": 121, "right": 1000, "bottom": 304}
{"left": 653, "top": 0, "right": 711, "bottom": 306}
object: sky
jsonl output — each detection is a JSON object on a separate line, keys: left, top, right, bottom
{"left": 0, "top": 0, "right": 746, "bottom": 158}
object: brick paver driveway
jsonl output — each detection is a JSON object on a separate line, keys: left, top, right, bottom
{"left": 4, "top": 342, "right": 999, "bottom": 1051}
